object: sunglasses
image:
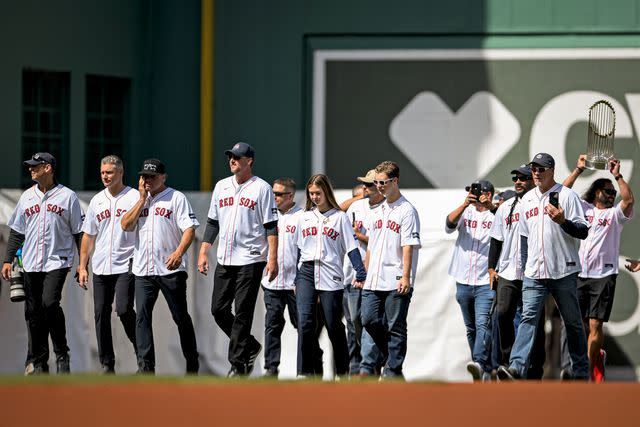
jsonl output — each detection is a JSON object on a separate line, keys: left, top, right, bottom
{"left": 363, "top": 182, "right": 375, "bottom": 188}
{"left": 530, "top": 166, "right": 550, "bottom": 173}
{"left": 512, "top": 175, "right": 532, "bottom": 182}
{"left": 373, "top": 178, "right": 395, "bottom": 186}
{"left": 274, "top": 191, "right": 291, "bottom": 197}
{"left": 602, "top": 188, "right": 617, "bottom": 197}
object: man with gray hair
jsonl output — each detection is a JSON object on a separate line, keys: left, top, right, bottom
{"left": 77, "top": 155, "right": 139, "bottom": 373}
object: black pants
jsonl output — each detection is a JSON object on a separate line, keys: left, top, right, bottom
{"left": 23, "top": 268, "right": 70, "bottom": 367}
{"left": 262, "top": 287, "right": 297, "bottom": 371}
{"left": 93, "top": 272, "right": 137, "bottom": 367}
{"left": 496, "top": 277, "right": 546, "bottom": 379}
{"left": 135, "top": 272, "right": 199, "bottom": 373}
{"left": 212, "top": 262, "right": 265, "bottom": 367}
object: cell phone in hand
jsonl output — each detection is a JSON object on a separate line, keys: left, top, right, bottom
{"left": 549, "top": 191, "right": 559, "bottom": 208}
{"left": 471, "top": 183, "right": 481, "bottom": 198}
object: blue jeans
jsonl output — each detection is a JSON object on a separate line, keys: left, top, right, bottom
{"left": 344, "top": 285, "right": 384, "bottom": 374}
{"left": 509, "top": 273, "right": 588, "bottom": 379}
{"left": 361, "top": 289, "right": 412, "bottom": 377}
{"left": 263, "top": 287, "right": 297, "bottom": 372}
{"left": 455, "top": 283, "right": 495, "bottom": 371}
{"left": 296, "top": 262, "right": 348, "bottom": 376}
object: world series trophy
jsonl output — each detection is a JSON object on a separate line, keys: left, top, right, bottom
{"left": 585, "top": 100, "right": 616, "bottom": 170}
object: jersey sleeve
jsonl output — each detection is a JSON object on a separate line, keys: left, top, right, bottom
{"left": 564, "top": 190, "right": 588, "bottom": 226}
{"left": 445, "top": 209, "right": 463, "bottom": 234}
{"left": 339, "top": 212, "right": 358, "bottom": 254}
{"left": 81, "top": 201, "right": 98, "bottom": 236}
{"left": 175, "top": 192, "right": 200, "bottom": 232}
{"left": 261, "top": 184, "right": 279, "bottom": 225}
{"left": 613, "top": 201, "right": 633, "bottom": 223}
{"left": 68, "top": 193, "right": 85, "bottom": 234}
{"left": 400, "top": 206, "right": 421, "bottom": 247}
{"left": 7, "top": 200, "right": 25, "bottom": 234}
{"left": 207, "top": 184, "right": 219, "bottom": 220}
{"left": 489, "top": 203, "right": 506, "bottom": 241}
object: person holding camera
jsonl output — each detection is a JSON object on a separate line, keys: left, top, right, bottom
{"left": 2, "top": 153, "right": 84, "bottom": 375}
{"left": 558, "top": 154, "right": 634, "bottom": 382}
{"left": 498, "top": 153, "right": 589, "bottom": 381}
{"left": 446, "top": 179, "right": 496, "bottom": 381}
{"left": 488, "top": 165, "right": 546, "bottom": 379}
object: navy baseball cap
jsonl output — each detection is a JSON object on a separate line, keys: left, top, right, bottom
{"left": 529, "top": 153, "right": 555, "bottom": 168}
{"left": 138, "top": 158, "right": 166, "bottom": 176}
{"left": 465, "top": 180, "right": 495, "bottom": 194}
{"left": 510, "top": 164, "right": 533, "bottom": 177}
{"left": 497, "top": 189, "right": 517, "bottom": 201}
{"left": 225, "top": 142, "right": 255, "bottom": 159}
{"left": 24, "top": 152, "right": 56, "bottom": 168}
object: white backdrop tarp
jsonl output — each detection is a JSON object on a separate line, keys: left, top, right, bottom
{"left": 0, "top": 188, "right": 477, "bottom": 381}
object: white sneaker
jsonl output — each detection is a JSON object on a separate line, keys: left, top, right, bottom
{"left": 466, "top": 361, "right": 484, "bottom": 381}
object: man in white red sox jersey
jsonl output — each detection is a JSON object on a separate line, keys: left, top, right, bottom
{"left": 361, "top": 161, "right": 420, "bottom": 380}
{"left": 488, "top": 165, "right": 545, "bottom": 379}
{"left": 2, "top": 153, "right": 84, "bottom": 375}
{"left": 260, "top": 177, "right": 301, "bottom": 377}
{"left": 446, "top": 179, "right": 496, "bottom": 381}
{"left": 76, "top": 155, "right": 138, "bottom": 373}
{"left": 121, "top": 159, "right": 200, "bottom": 374}
{"left": 498, "top": 153, "right": 589, "bottom": 381}
{"left": 559, "top": 154, "right": 634, "bottom": 382}
{"left": 198, "top": 142, "right": 278, "bottom": 377}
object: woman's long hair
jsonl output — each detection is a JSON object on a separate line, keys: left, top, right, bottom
{"left": 582, "top": 178, "right": 612, "bottom": 204}
{"left": 304, "top": 174, "right": 341, "bottom": 211}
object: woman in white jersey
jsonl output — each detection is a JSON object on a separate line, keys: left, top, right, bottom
{"left": 295, "top": 174, "right": 366, "bottom": 378}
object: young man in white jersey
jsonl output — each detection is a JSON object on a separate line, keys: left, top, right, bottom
{"left": 488, "top": 165, "right": 545, "bottom": 379}
{"left": 2, "top": 152, "right": 84, "bottom": 375}
{"left": 121, "top": 159, "right": 200, "bottom": 374}
{"left": 446, "top": 179, "right": 496, "bottom": 381}
{"left": 198, "top": 142, "right": 279, "bottom": 377}
{"left": 560, "top": 154, "right": 634, "bottom": 382}
{"left": 343, "top": 170, "right": 384, "bottom": 377}
{"left": 498, "top": 153, "right": 589, "bottom": 381}
{"left": 261, "top": 177, "right": 301, "bottom": 377}
{"left": 76, "top": 155, "right": 138, "bottom": 373}
{"left": 361, "top": 161, "right": 420, "bottom": 380}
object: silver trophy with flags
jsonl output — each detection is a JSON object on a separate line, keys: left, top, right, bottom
{"left": 585, "top": 100, "right": 616, "bottom": 170}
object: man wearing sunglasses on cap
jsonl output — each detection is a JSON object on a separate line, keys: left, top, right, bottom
{"left": 558, "top": 154, "right": 634, "bottom": 382}
{"left": 498, "top": 152, "right": 590, "bottom": 381}
{"left": 488, "top": 165, "right": 546, "bottom": 380}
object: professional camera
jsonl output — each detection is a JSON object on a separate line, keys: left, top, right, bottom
{"left": 9, "top": 256, "right": 25, "bottom": 302}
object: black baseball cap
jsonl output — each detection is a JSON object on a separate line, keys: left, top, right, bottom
{"left": 529, "top": 153, "right": 555, "bottom": 168}
{"left": 24, "top": 152, "right": 56, "bottom": 168}
{"left": 138, "top": 158, "right": 166, "bottom": 176}
{"left": 465, "top": 180, "right": 495, "bottom": 194}
{"left": 497, "top": 189, "right": 517, "bottom": 201}
{"left": 510, "top": 164, "right": 533, "bottom": 177}
{"left": 225, "top": 142, "right": 255, "bottom": 159}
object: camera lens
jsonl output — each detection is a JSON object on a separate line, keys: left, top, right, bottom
{"left": 10, "top": 262, "right": 25, "bottom": 302}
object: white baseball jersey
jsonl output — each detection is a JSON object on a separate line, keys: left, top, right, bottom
{"left": 364, "top": 196, "right": 421, "bottom": 292}
{"left": 208, "top": 175, "right": 278, "bottom": 266}
{"left": 446, "top": 204, "right": 494, "bottom": 286}
{"left": 518, "top": 183, "right": 587, "bottom": 280}
{"left": 490, "top": 197, "right": 525, "bottom": 281}
{"left": 7, "top": 184, "right": 84, "bottom": 272}
{"left": 261, "top": 205, "right": 302, "bottom": 290}
{"left": 82, "top": 186, "right": 139, "bottom": 275}
{"left": 297, "top": 207, "right": 359, "bottom": 291}
{"left": 579, "top": 200, "right": 632, "bottom": 278}
{"left": 132, "top": 187, "right": 199, "bottom": 276}
{"left": 343, "top": 198, "right": 381, "bottom": 286}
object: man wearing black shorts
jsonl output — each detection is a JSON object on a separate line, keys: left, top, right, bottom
{"left": 562, "top": 154, "right": 634, "bottom": 382}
